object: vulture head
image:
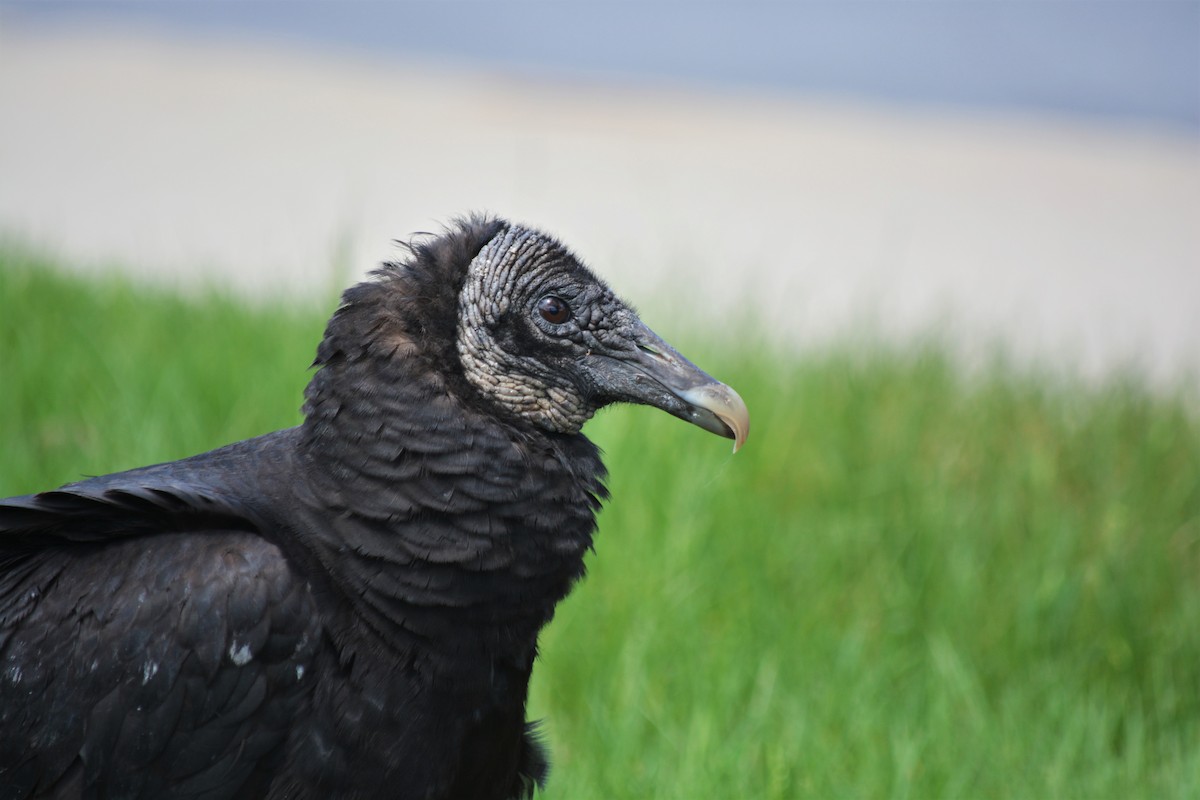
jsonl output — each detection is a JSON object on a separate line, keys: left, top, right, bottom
{"left": 455, "top": 223, "right": 748, "bottom": 447}
{"left": 313, "top": 216, "right": 749, "bottom": 451}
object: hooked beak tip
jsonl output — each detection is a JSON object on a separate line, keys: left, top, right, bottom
{"left": 678, "top": 382, "right": 750, "bottom": 453}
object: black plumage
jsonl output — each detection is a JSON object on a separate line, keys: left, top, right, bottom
{"left": 0, "top": 216, "right": 748, "bottom": 799}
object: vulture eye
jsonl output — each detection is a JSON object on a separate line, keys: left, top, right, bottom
{"left": 537, "top": 296, "right": 571, "bottom": 325}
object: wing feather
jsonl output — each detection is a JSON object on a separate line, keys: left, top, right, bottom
{"left": 0, "top": 513, "right": 321, "bottom": 798}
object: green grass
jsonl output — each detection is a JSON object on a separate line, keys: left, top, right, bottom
{"left": 3, "top": 248, "right": 1199, "bottom": 798}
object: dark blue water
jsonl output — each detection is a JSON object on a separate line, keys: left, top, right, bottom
{"left": 10, "top": 1, "right": 1199, "bottom": 133}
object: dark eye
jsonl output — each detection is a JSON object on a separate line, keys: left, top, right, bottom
{"left": 537, "top": 295, "right": 571, "bottom": 325}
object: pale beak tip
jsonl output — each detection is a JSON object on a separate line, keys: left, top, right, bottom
{"left": 725, "top": 394, "right": 750, "bottom": 454}
{"left": 682, "top": 381, "right": 750, "bottom": 453}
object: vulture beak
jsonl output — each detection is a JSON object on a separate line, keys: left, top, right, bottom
{"left": 588, "top": 320, "right": 750, "bottom": 452}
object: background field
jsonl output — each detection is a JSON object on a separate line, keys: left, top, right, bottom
{"left": 2, "top": 250, "right": 1198, "bottom": 798}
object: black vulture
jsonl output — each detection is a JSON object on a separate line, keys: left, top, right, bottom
{"left": 0, "top": 217, "right": 749, "bottom": 799}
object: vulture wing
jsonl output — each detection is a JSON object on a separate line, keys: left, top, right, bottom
{"left": 0, "top": 432, "right": 322, "bottom": 799}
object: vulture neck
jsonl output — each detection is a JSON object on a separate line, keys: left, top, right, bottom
{"left": 295, "top": 319, "right": 607, "bottom": 659}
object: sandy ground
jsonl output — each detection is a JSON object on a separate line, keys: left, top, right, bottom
{"left": 1, "top": 22, "right": 1197, "bottom": 382}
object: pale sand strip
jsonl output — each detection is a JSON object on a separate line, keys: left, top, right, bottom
{"left": 1, "top": 23, "right": 1197, "bottom": 380}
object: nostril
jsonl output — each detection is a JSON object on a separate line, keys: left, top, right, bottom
{"left": 637, "top": 342, "right": 662, "bottom": 357}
